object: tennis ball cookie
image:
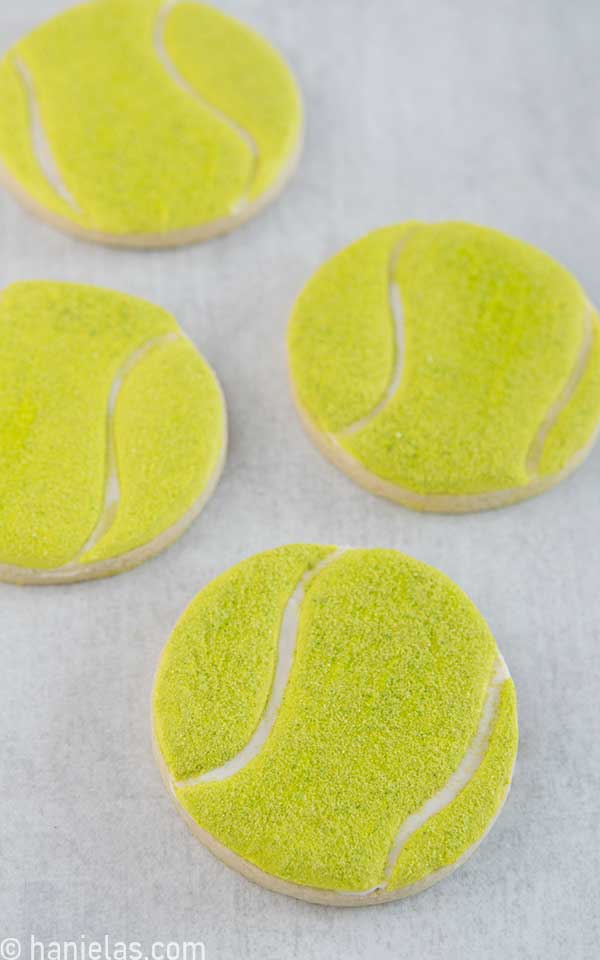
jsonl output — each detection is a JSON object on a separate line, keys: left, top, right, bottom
{"left": 0, "top": 281, "right": 226, "bottom": 585}
{"left": 0, "top": 0, "right": 302, "bottom": 247}
{"left": 153, "top": 545, "right": 518, "bottom": 905}
{"left": 288, "top": 222, "right": 600, "bottom": 512}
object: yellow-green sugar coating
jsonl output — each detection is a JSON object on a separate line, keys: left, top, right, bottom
{"left": 164, "top": 2, "right": 300, "bottom": 203}
{"left": 0, "top": 57, "right": 72, "bottom": 221}
{"left": 0, "top": 0, "right": 301, "bottom": 237}
{"left": 153, "top": 545, "right": 518, "bottom": 897}
{"left": 388, "top": 681, "right": 517, "bottom": 891}
{"left": 154, "top": 544, "right": 333, "bottom": 781}
{"left": 288, "top": 222, "right": 600, "bottom": 500}
{"left": 0, "top": 281, "right": 225, "bottom": 575}
{"left": 538, "top": 319, "right": 600, "bottom": 475}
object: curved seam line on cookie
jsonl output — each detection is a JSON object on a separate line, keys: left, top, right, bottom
{"left": 336, "top": 231, "right": 416, "bottom": 438}
{"left": 284, "top": 777, "right": 514, "bottom": 901}
{"left": 0, "top": 430, "right": 225, "bottom": 582}
{"left": 318, "top": 427, "right": 595, "bottom": 508}
{"left": 174, "top": 548, "right": 349, "bottom": 788}
{"left": 12, "top": 54, "right": 80, "bottom": 212}
{"left": 377, "top": 655, "right": 509, "bottom": 891}
{"left": 331, "top": 656, "right": 508, "bottom": 899}
{"left": 525, "top": 300, "right": 595, "bottom": 476}
{"left": 58, "top": 332, "right": 180, "bottom": 568}
{"left": 154, "top": 0, "right": 258, "bottom": 213}
{"left": 325, "top": 300, "right": 597, "bottom": 503}
{"left": 175, "top": 653, "right": 511, "bottom": 902}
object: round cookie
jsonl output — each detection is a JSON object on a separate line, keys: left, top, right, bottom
{"left": 0, "top": 0, "right": 302, "bottom": 247}
{"left": 153, "top": 545, "right": 518, "bottom": 905}
{"left": 288, "top": 222, "right": 600, "bottom": 512}
{"left": 0, "top": 281, "right": 226, "bottom": 584}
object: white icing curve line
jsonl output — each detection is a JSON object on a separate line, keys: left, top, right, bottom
{"left": 525, "top": 300, "right": 595, "bottom": 476}
{"left": 337, "top": 234, "right": 413, "bottom": 438}
{"left": 335, "top": 655, "right": 509, "bottom": 899}
{"left": 381, "top": 655, "right": 509, "bottom": 886}
{"left": 175, "top": 548, "right": 348, "bottom": 788}
{"left": 61, "top": 332, "right": 179, "bottom": 567}
{"left": 154, "top": 0, "right": 258, "bottom": 213}
{"left": 12, "top": 55, "right": 79, "bottom": 211}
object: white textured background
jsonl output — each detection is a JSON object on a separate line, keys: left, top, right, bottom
{"left": 1, "top": 1, "right": 599, "bottom": 957}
